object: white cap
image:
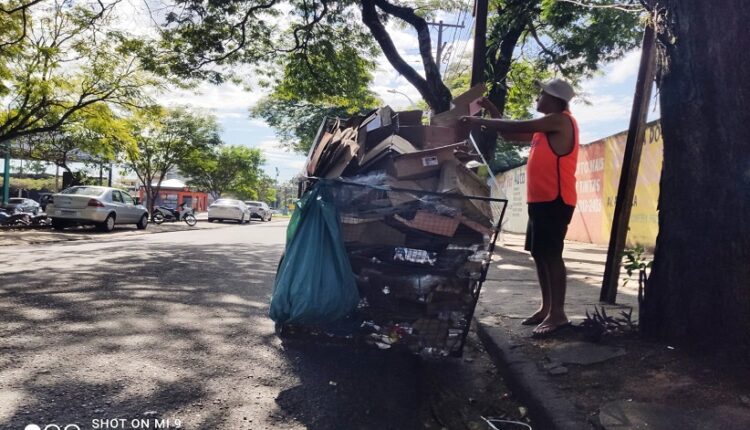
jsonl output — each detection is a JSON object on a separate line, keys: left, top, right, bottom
{"left": 536, "top": 78, "right": 576, "bottom": 103}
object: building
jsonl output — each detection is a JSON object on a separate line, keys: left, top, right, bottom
{"left": 138, "top": 178, "right": 210, "bottom": 211}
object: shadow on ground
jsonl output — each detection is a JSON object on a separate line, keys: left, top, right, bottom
{"left": 0, "top": 242, "right": 287, "bottom": 429}
{"left": 1, "top": 231, "right": 521, "bottom": 429}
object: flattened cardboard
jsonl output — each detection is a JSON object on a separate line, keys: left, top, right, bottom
{"left": 450, "top": 83, "right": 486, "bottom": 111}
{"left": 360, "top": 134, "right": 417, "bottom": 168}
{"left": 388, "top": 143, "right": 465, "bottom": 180}
{"left": 429, "top": 83, "right": 486, "bottom": 127}
{"left": 324, "top": 136, "right": 360, "bottom": 179}
{"left": 429, "top": 109, "right": 462, "bottom": 128}
{"left": 394, "top": 211, "right": 460, "bottom": 237}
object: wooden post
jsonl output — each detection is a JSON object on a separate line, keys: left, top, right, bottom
{"left": 471, "top": 0, "right": 488, "bottom": 86}
{"left": 600, "top": 24, "right": 657, "bottom": 303}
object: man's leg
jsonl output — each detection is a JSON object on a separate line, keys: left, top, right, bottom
{"left": 524, "top": 255, "right": 551, "bottom": 325}
{"left": 534, "top": 253, "right": 569, "bottom": 334}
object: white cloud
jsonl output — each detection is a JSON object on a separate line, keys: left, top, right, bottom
{"left": 157, "top": 82, "right": 266, "bottom": 121}
{"left": 256, "top": 139, "right": 307, "bottom": 170}
{"left": 605, "top": 50, "right": 642, "bottom": 84}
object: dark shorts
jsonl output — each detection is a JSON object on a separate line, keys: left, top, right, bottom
{"left": 525, "top": 198, "right": 575, "bottom": 258}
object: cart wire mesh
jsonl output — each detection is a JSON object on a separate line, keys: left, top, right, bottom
{"left": 281, "top": 174, "right": 508, "bottom": 357}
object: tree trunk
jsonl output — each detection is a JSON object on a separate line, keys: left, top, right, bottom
{"left": 641, "top": 1, "right": 750, "bottom": 348}
{"left": 487, "top": 24, "right": 525, "bottom": 116}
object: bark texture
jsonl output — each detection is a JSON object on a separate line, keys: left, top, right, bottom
{"left": 641, "top": 0, "right": 750, "bottom": 347}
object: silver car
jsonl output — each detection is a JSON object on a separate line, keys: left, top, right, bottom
{"left": 244, "top": 201, "right": 272, "bottom": 222}
{"left": 47, "top": 186, "right": 149, "bottom": 232}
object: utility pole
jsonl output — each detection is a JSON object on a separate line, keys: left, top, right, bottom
{"left": 2, "top": 140, "right": 10, "bottom": 204}
{"left": 471, "top": 0, "right": 489, "bottom": 86}
{"left": 428, "top": 20, "right": 464, "bottom": 74}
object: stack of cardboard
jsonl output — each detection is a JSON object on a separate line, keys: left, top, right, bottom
{"left": 304, "top": 84, "right": 496, "bottom": 356}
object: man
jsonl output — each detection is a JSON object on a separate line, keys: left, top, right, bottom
{"left": 462, "top": 79, "right": 579, "bottom": 337}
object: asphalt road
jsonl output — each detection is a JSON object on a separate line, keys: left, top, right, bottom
{"left": 0, "top": 221, "right": 525, "bottom": 430}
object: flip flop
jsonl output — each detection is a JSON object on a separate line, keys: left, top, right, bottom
{"left": 531, "top": 322, "right": 573, "bottom": 338}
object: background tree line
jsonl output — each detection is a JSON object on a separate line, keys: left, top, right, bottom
{"left": 0, "top": 0, "right": 276, "bottom": 209}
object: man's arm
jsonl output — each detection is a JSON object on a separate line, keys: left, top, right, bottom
{"left": 462, "top": 113, "right": 568, "bottom": 143}
{"left": 474, "top": 97, "right": 533, "bottom": 143}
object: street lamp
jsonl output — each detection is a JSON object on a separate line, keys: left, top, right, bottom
{"left": 387, "top": 89, "right": 415, "bottom": 106}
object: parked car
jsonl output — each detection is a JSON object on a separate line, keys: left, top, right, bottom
{"left": 46, "top": 186, "right": 149, "bottom": 232}
{"left": 2, "top": 197, "right": 40, "bottom": 215}
{"left": 245, "top": 200, "right": 272, "bottom": 221}
{"left": 208, "top": 199, "right": 250, "bottom": 223}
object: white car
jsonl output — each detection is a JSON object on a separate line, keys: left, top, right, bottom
{"left": 208, "top": 199, "right": 250, "bottom": 224}
{"left": 47, "top": 186, "right": 149, "bottom": 232}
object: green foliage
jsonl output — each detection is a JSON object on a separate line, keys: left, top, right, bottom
{"left": 581, "top": 306, "right": 637, "bottom": 342}
{"left": 179, "top": 145, "right": 265, "bottom": 199}
{"left": 124, "top": 106, "right": 221, "bottom": 211}
{"left": 252, "top": 97, "right": 374, "bottom": 154}
{"left": 537, "top": 0, "right": 643, "bottom": 77}
{"left": 23, "top": 104, "right": 136, "bottom": 173}
{"left": 622, "top": 245, "right": 652, "bottom": 288}
{"left": 250, "top": 7, "right": 380, "bottom": 154}
{"left": 0, "top": 0, "right": 154, "bottom": 145}
{"left": 0, "top": 176, "right": 56, "bottom": 191}
{"left": 486, "top": 0, "right": 642, "bottom": 115}
{"left": 504, "top": 60, "right": 554, "bottom": 120}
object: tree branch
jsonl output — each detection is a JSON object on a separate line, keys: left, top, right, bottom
{"left": 361, "top": 0, "right": 452, "bottom": 112}
{"left": 557, "top": 0, "right": 645, "bottom": 13}
{"left": 527, "top": 21, "right": 565, "bottom": 75}
{"left": 192, "top": 0, "right": 278, "bottom": 69}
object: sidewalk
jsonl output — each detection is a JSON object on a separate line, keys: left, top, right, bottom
{"left": 475, "top": 233, "right": 750, "bottom": 430}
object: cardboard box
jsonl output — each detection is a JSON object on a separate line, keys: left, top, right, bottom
{"left": 341, "top": 218, "right": 406, "bottom": 246}
{"left": 396, "top": 125, "right": 459, "bottom": 149}
{"left": 388, "top": 143, "right": 465, "bottom": 180}
{"left": 385, "top": 176, "right": 440, "bottom": 206}
{"left": 396, "top": 110, "right": 424, "bottom": 126}
{"left": 394, "top": 211, "right": 461, "bottom": 237}
{"left": 360, "top": 134, "right": 417, "bottom": 169}
{"left": 438, "top": 161, "right": 492, "bottom": 220}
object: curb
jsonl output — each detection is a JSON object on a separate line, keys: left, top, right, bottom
{"left": 474, "top": 317, "right": 586, "bottom": 430}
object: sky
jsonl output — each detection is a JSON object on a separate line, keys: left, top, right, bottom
{"left": 12, "top": 2, "right": 659, "bottom": 183}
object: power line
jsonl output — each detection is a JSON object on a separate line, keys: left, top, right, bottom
{"left": 441, "top": 3, "right": 469, "bottom": 75}
{"left": 427, "top": 20, "right": 464, "bottom": 69}
{"left": 446, "top": 15, "right": 475, "bottom": 79}
{"left": 442, "top": 0, "right": 473, "bottom": 77}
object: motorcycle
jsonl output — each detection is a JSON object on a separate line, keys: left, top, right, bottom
{"left": 0, "top": 208, "right": 31, "bottom": 227}
{"left": 151, "top": 203, "right": 197, "bottom": 226}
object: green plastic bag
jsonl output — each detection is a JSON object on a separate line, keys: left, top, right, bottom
{"left": 269, "top": 182, "right": 360, "bottom": 325}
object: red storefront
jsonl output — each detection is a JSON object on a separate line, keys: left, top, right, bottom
{"left": 139, "top": 179, "right": 210, "bottom": 212}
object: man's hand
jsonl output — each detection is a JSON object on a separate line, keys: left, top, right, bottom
{"left": 476, "top": 97, "right": 496, "bottom": 111}
{"left": 475, "top": 97, "right": 502, "bottom": 118}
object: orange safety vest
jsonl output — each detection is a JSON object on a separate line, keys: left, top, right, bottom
{"left": 526, "top": 111, "right": 579, "bottom": 206}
